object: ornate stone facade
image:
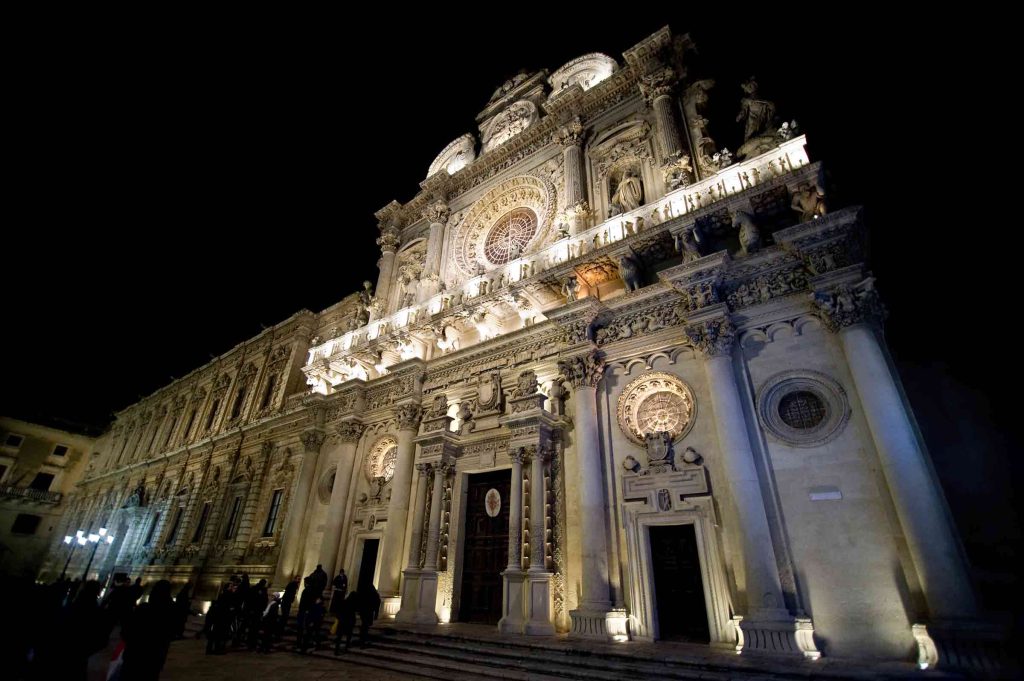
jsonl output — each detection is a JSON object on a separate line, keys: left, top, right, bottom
{"left": 41, "top": 25, "right": 996, "bottom": 674}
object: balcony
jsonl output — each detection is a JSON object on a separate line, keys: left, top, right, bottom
{"left": 0, "top": 485, "right": 63, "bottom": 504}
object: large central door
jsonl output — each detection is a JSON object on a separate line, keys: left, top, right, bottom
{"left": 650, "top": 523, "right": 710, "bottom": 642}
{"left": 458, "top": 469, "right": 510, "bottom": 624}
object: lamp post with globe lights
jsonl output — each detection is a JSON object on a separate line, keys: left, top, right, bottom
{"left": 79, "top": 527, "right": 114, "bottom": 581}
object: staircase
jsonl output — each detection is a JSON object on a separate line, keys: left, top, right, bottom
{"left": 285, "top": 621, "right": 957, "bottom": 681}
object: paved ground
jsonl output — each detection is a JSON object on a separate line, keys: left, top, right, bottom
{"left": 160, "top": 638, "right": 424, "bottom": 680}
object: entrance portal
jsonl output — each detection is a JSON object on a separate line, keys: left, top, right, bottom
{"left": 458, "top": 469, "right": 510, "bottom": 624}
{"left": 650, "top": 523, "right": 710, "bottom": 642}
{"left": 357, "top": 538, "right": 379, "bottom": 592}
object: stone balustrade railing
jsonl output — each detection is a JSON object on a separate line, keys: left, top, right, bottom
{"left": 1, "top": 485, "right": 63, "bottom": 503}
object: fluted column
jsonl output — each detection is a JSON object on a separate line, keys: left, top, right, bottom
{"left": 639, "top": 67, "right": 684, "bottom": 160}
{"left": 421, "top": 200, "right": 449, "bottom": 300}
{"left": 685, "top": 315, "right": 819, "bottom": 657}
{"left": 406, "top": 464, "right": 430, "bottom": 569}
{"left": 815, "top": 284, "right": 977, "bottom": 619}
{"left": 373, "top": 230, "right": 400, "bottom": 319}
{"left": 378, "top": 404, "right": 422, "bottom": 606}
{"left": 558, "top": 352, "right": 612, "bottom": 618}
{"left": 528, "top": 448, "right": 548, "bottom": 571}
{"left": 423, "top": 462, "right": 449, "bottom": 570}
{"left": 507, "top": 450, "right": 525, "bottom": 571}
{"left": 318, "top": 421, "right": 365, "bottom": 573}
{"left": 556, "top": 117, "right": 589, "bottom": 236}
{"left": 275, "top": 429, "right": 326, "bottom": 584}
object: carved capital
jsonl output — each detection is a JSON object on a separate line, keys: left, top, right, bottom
{"left": 638, "top": 66, "right": 677, "bottom": 105}
{"left": 396, "top": 404, "right": 423, "bottom": 431}
{"left": 336, "top": 421, "right": 366, "bottom": 443}
{"left": 422, "top": 199, "right": 450, "bottom": 226}
{"left": 558, "top": 351, "right": 606, "bottom": 389}
{"left": 416, "top": 463, "right": 431, "bottom": 477}
{"left": 299, "top": 429, "right": 327, "bottom": 453}
{"left": 812, "top": 278, "right": 886, "bottom": 332}
{"left": 376, "top": 230, "right": 400, "bottom": 253}
{"left": 509, "top": 447, "right": 527, "bottom": 466}
{"left": 555, "top": 116, "right": 585, "bottom": 148}
{"left": 684, "top": 317, "right": 736, "bottom": 358}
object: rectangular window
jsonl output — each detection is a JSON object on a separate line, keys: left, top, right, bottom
{"left": 224, "top": 495, "right": 243, "bottom": 539}
{"left": 52, "top": 444, "right": 69, "bottom": 457}
{"left": 191, "top": 502, "right": 211, "bottom": 543}
{"left": 11, "top": 513, "right": 42, "bottom": 535}
{"left": 165, "top": 506, "right": 184, "bottom": 545}
{"left": 143, "top": 513, "right": 160, "bottom": 546}
{"left": 260, "top": 374, "right": 278, "bottom": 411}
{"left": 5, "top": 434, "right": 24, "bottom": 448}
{"left": 29, "top": 472, "right": 56, "bottom": 491}
{"left": 230, "top": 387, "right": 247, "bottom": 420}
{"left": 183, "top": 409, "right": 196, "bottom": 441}
{"left": 206, "top": 400, "right": 220, "bottom": 430}
{"left": 164, "top": 417, "right": 177, "bottom": 447}
{"left": 263, "top": 489, "right": 284, "bottom": 537}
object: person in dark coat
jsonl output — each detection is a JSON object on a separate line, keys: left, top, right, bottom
{"left": 329, "top": 569, "right": 348, "bottom": 617}
{"left": 174, "top": 582, "right": 192, "bottom": 639}
{"left": 357, "top": 584, "right": 381, "bottom": 646}
{"left": 258, "top": 596, "right": 280, "bottom": 653}
{"left": 105, "top": 575, "right": 136, "bottom": 630}
{"left": 296, "top": 596, "right": 325, "bottom": 653}
{"left": 120, "top": 579, "right": 176, "bottom": 681}
{"left": 245, "top": 579, "right": 269, "bottom": 649}
{"left": 34, "top": 580, "right": 109, "bottom": 681}
{"left": 278, "top": 577, "right": 299, "bottom": 638}
{"left": 333, "top": 591, "right": 359, "bottom": 654}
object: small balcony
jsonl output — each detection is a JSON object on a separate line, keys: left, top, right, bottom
{"left": 0, "top": 485, "right": 62, "bottom": 504}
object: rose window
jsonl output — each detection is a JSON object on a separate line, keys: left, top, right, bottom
{"left": 617, "top": 372, "right": 697, "bottom": 445}
{"left": 636, "top": 392, "right": 689, "bottom": 436}
{"left": 365, "top": 437, "right": 399, "bottom": 483}
{"left": 484, "top": 208, "right": 538, "bottom": 265}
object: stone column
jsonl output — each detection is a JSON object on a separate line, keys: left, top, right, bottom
{"left": 275, "top": 429, "right": 326, "bottom": 585}
{"left": 556, "top": 117, "right": 589, "bottom": 236}
{"left": 378, "top": 404, "right": 421, "bottom": 616}
{"left": 318, "top": 421, "right": 364, "bottom": 573}
{"left": 815, "top": 284, "right": 977, "bottom": 620}
{"left": 639, "top": 67, "right": 684, "bottom": 161}
{"left": 423, "top": 462, "right": 448, "bottom": 570}
{"left": 528, "top": 449, "right": 547, "bottom": 571}
{"left": 558, "top": 352, "right": 614, "bottom": 638}
{"left": 405, "top": 464, "right": 430, "bottom": 569}
{"left": 421, "top": 200, "right": 449, "bottom": 300}
{"left": 685, "top": 315, "right": 819, "bottom": 658}
{"left": 525, "top": 446, "right": 555, "bottom": 635}
{"left": 498, "top": 448, "right": 526, "bottom": 633}
{"left": 373, "top": 230, "right": 400, "bottom": 319}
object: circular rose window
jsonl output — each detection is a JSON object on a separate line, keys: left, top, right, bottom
{"left": 617, "top": 372, "right": 697, "bottom": 445}
{"left": 365, "top": 437, "right": 399, "bottom": 482}
{"left": 484, "top": 208, "right": 537, "bottom": 265}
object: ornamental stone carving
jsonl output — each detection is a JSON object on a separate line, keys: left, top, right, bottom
{"left": 300, "top": 429, "right": 327, "bottom": 452}
{"left": 482, "top": 100, "right": 539, "bottom": 153}
{"left": 811, "top": 277, "right": 886, "bottom": 332}
{"left": 511, "top": 370, "right": 539, "bottom": 398}
{"left": 548, "top": 53, "right": 618, "bottom": 96}
{"left": 423, "top": 199, "right": 450, "bottom": 225}
{"left": 684, "top": 318, "right": 737, "bottom": 358}
{"left": 555, "top": 116, "right": 585, "bottom": 148}
{"left": 376, "top": 230, "right": 400, "bottom": 253}
{"left": 638, "top": 66, "right": 677, "bottom": 104}
{"left": 366, "top": 437, "right": 399, "bottom": 482}
{"left": 396, "top": 404, "right": 423, "bottom": 431}
{"left": 558, "top": 351, "right": 605, "bottom": 389}
{"left": 336, "top": 421, "right": 365, "bottom": 443}
{"left": 617, "top": 372, "right": 696, "bottom": 445}
{"left": 427, "top": 133, "right": 476, "bottom": 179}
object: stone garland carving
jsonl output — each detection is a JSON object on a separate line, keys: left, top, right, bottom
{"left": 591, "top": 300, "right": 688, "bottom": 347}
{"left": 396, "top": 404, "right": 423, "bottom": 431}
{"left": 336, "top": 421, "right": 365, "bottom": 443}
{"left": 811, "top": 278, "right": 886, "bottom": 332}
{"left": 558, "top": 351, "right": 605, "bottom": 389}
{"left": 684, "top": 318, "right": 737, "bottom": 358}
{"left": 724, "top": 267, "right": 808, "bottom": 310}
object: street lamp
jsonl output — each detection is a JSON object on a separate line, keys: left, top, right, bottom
{"left": 60, "top": 533, "right": 86, "bottom": 579}
{"left": 80, "top": 527, "right": 114, "bottom": 582}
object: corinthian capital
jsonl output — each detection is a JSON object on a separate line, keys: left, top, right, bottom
{"left": 555, "top": 116, "right": 585, "bottom": 148}
{"left": 684, "top": 317, "right": 736, "bottom": 358}
{"left": 558, "top": 351, "right": 605, "bottom": 389}
{"left": 811, "top": 277, "right": 886, "bottom": 332}
{"left": 396, "top": 404, "right": 423, "bottom": 431}
{"left": 638, "top": 66, "right": 677, "bottom": 105}
{"left": 299, "top": 429, "right": 327, "bottom": 453}
{"left": 336, "top": 420, "right": 366, "bottom": 443}
{"left": 376, "top": 230, "right": 400, "bottom": 253}
{"left": 422, "top": 199, "right": 450, "bottom": 225}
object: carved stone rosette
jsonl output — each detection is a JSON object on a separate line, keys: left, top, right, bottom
{"left": 558, "top": 351, "right": 606, "bottom": 389}
{"left": 684, "top": 318, "right": 736, "bottom": 358}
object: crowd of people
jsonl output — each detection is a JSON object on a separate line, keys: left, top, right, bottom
{"left": 6, "top": 564, "right": 382, "bottom": 680}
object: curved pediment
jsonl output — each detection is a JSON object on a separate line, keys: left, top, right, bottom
{"left": 548, "top": 53, "right": 618, "bottom": 98}
{"left": 427, "top": 133, "right": 476, "bottom": 180}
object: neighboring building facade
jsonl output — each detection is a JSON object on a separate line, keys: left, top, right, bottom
{"left": 1, "top": 417, "right": 95, "bottom": 578}
{"left": 40, "top": 26, "right": 993, "bottom": 671}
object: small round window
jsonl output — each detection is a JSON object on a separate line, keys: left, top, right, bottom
{"left": 778, "top": 391, "right": 826, "bottom": 430}
{"left": 756, "top": 372, "right": 850, "bottom": 448}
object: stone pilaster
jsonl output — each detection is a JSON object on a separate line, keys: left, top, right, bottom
{"left": 373, "top": 230, "right": 400, "bottom": 319}
{"left": 317, "top": 420, "right": 364, "bottom": 572}
{"left": 379, "top": 404, "right": 421, "bottom": 617}
{"left": 274, "top": 429, "right": 325, "bottom": 585}
{"left": 421, "top": 199, "right": 449, "bottom": 300}
{"left": 639, "top": 67, "right": 684, "bottom": 161}
{"left": 556, "top": 117, "right": 589, "bottom": 235}
{"left": 498, "top": 447, "right": 527, "bottom": 634}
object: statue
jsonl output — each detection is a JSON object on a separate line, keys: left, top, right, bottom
{"left": 617, "top": 252, "right": 643, "bottom": 291}
{"left": 548, "top": 380, "right": 567, "bottom": 417}
{"left": 682, "top": 79, "right": 718, "bottom": 176}
{"left": 674, "top": 226, "right": 704, "bottom": 262}
{"left": 611, "top": 169, "right": 644, "bottom": 214}
{"left": 457, "top": 401, "right": 475, "bottom": 435}
{"left": 791, "top": 182, "right": 827, "bottom": 223}
{"left": 355, "top": 280, "right": 374, "bottom": 326}
{"left": 736, "top": 77, "right": 776, "bottom": 141}
{"left": 562, "top": 275, "right": 579, "bottom": 303}
{"left": 733, "top": 211, "right": 762, "bottom": 256}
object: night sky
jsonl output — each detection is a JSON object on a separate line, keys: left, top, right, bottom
{"left": 3, "top": 10, "right": 1015, "bottom": 613}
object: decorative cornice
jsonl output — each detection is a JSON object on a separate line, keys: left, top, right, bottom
{"left": 558, "top": 351, "right": 606, "bottom": 389}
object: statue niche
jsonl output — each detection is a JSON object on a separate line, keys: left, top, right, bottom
{"left": 609, "top": 165, "right": 644, "bottom": 217}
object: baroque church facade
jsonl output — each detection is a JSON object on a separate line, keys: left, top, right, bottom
{"left": 42, "top": 26, "right": 987, "bottom": 669}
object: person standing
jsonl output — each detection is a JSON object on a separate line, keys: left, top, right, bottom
{"left": 120, "top": 579, "right": 176, "bottom": 681}
{"left": 329, "top": 569, "right": 347, "bottom": 619}
{"left": 357, "top": 584, "right": 380, "bottom": 647}
{"left": 278, "top": 577, "right": 299, "bottom": 638}
{"left": 174, "top": 583, "right": 192, "bottom": 639}
{"left": 332, "top": 592, "right": 358, "bottom": 655}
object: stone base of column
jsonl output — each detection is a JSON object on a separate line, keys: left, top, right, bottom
{"left": 497, "top": 569, "right": 526, "bottom": 634}
{"left": 396, "top": 569, "right": 440, "bottom": 624}
{"left": 569, "top": 605, "right": 628, "bottom": 641}
{"left": 735, "top": 611, "right": 820, "bottom": 660}
{"left": 523, "top": 570, "right": 555, "bottom": 636}
{"left": 380, "top": 596, "right": 401, "bottom": 620}
{"left": 912, "top": 620, "right": 1013, "bottom": 674}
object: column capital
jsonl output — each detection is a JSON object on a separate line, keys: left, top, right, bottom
{"left": 396, "top": 404, "right": 423, "bottom": 431}
{"left": 555, "top": 116, "right": 585, "bottom": 148}
{"left": 421, "top": 198, "right": 450, "bottom": 226}
{"left": 299, "top": 429, "right": 327, "bottom": 453}
{"left": 812, "top": 277, "right": 887, "bottom": 333}
{"left": 684, "top": 316, "right": 737, "bottom": 358}
{"left": 376, "top": 229, "right": 400, "bottom": 253}
{"left": 415, "top": 462, "right": 431, "bottom": 476}
{"left": 509, "top": 446, "right": 530, "bottom": 465}
{"left": 335, "top": 420, "right": 365, "bottom": 443}
{"left": 558, "top": 351, "right": 605, "bottom": 389}
{"left": 638, "top": 66, "right": 678, "bottom": 105}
